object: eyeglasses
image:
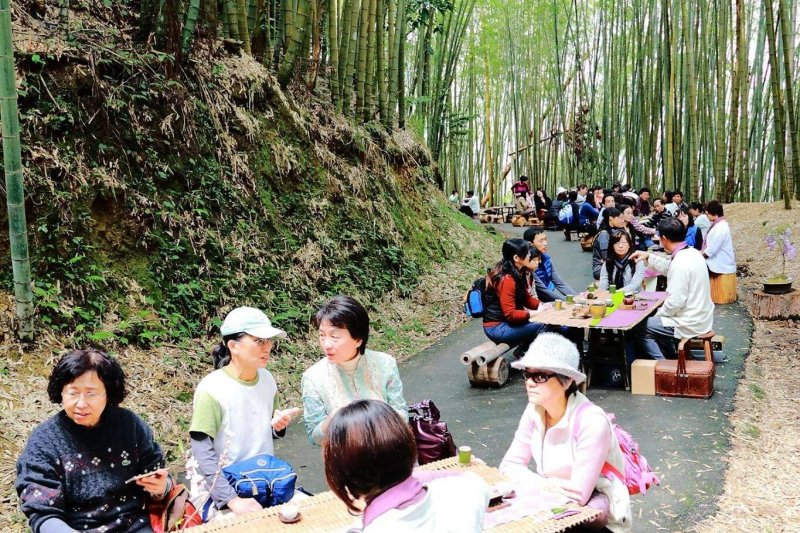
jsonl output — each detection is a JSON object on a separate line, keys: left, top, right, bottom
{"left": 523, "top": 370, "right": 557, "bottom": 384}
{"left": 250, "top": 337, "right": 274, "bottom": 348}
{"left": 63, "top": 391, "right": 106, "bottom": 404}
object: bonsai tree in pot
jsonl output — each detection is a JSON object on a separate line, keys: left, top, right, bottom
{"left": 763, "top": 228, "right": 796, "bottom": 294}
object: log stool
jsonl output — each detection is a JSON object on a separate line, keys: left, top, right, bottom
{"left": 710, "top": 272, "right": 737, "bottom": 304}
{"left": 463, "top": 340, "right": 513, "bottom": 388}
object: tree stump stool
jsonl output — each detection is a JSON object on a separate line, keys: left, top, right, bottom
{"left": 752, "top": 289, "right": 800, "bottom": 319}
{"left": 710, "top": 272, "right": 737, "bottom": 304}
{"left": 467, "top": 357, "right": 510, "bottom": 388}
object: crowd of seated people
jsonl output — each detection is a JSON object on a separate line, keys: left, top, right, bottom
{"left": 16, "top": 178, "right": 733, "bottom": 533}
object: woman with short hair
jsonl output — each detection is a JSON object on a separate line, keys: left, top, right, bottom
{"left": 500, "top": 333, "right": 632, "bottom": 532}
{"left": 301, "top": 296, "right": 407, "bottom": 446}
{"left": 17, "top": 349, "right": 171, "bottom": 533}
{"left": 324, "top": 400, "right": 488, "bottom": 532}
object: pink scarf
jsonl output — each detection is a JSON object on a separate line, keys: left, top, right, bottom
{"left": 361, "top": 476, "right": 427, "bottom": 528}
{"left": 701, "top": 216, "right": 725, "bottom": 251}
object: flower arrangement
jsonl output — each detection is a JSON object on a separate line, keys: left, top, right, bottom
{"left": 765, "top": 227, "right": 796, "bottom": 282}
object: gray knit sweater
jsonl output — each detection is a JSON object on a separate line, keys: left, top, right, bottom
{"left": 16, "top": 406, "right": 164, "bottom": 533}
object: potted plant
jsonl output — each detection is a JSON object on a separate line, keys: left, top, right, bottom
{"left": 763, "top": 228, "right": 796, "bottom": 294}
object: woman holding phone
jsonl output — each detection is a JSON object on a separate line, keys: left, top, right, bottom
{"left": 17, "top": 349, "right": 171, "bottom": 533}
{"left": 188, "top": 306, "right": 299, "bottom": 518}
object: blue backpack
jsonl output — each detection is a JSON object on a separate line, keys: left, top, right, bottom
{"left": 464, "top": 277, "right": 486, "bottom": 318}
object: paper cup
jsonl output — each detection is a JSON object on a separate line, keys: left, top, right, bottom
{"left": 458, "top": 445, "right": 472, "bottom": 465}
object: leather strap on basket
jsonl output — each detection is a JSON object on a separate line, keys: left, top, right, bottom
{"left": 676, "top": 341, "right": 688, "bottom": 396}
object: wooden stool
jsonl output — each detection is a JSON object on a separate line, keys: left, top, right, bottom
{"left": 710, "top": 272, "right": 737, "bottom": 304}
{"left": 689, "top": 330, "right": 716, "bottom": 361}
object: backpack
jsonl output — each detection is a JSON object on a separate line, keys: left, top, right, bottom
{"left": 573, "top": 402, "right": 659, "bottom": 496}
{"left": 463, "top": 277, "right": 486, "bottom": 318}
{"left": 558, "top": 203, "right": 574, "bottom": 224}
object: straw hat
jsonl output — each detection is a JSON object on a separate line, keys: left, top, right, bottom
{"left": 510, "top": 332, "right": 586, "bottom": 385}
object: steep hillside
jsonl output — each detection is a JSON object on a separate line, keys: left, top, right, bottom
{"left": 0, "top": 2, "right": 500, "bottom": 526}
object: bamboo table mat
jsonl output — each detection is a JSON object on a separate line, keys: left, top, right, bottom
{"left": 190, "top": 457, "right": 599, "bottom": 532}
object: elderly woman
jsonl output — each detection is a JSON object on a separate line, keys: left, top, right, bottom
{"left": 188, "top": 306, "right": 298, "bottom": 517}
{"left": 324, "top": 399, "right": 488, "bottom": 532}
{"left": 302, "top": 296, "right": 407, "bottom": 446}
{"left": 16, "top": 349, "right": 171, "bottom": 533}
{"left": 500, "top": 333, "right": 632, "bottom": 532}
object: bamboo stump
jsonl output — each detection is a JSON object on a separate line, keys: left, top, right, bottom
{"left": 752, "top": 289, "right": 800, "bottom": 319}
{"left": 467, "top": 356, "right": 510, "bottom": 388}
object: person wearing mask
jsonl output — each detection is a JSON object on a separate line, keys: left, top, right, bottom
{"left": 501, "top": 333, "right": 632, "bottom": 532}
{"left": 524, "top": 227, "right": 576, "bottom": 302}
{"left": 460, "top": 190, "right": 480, "bottom": 217}
{"left": 629, "top": 219, "right": 715, "bottom": 359}
{"left": 302, "top": 296, "right": 407, "bottom": 446}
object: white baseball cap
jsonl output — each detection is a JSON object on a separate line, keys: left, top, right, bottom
{"left": 220, "top": 307, "right": 287, "bottom": 339}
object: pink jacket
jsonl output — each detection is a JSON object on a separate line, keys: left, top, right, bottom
{"left": 499, "top": 392, "right": 632, "bottom": 532}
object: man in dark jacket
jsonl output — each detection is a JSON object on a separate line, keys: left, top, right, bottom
{"left": 524, "top": 227, "right": 576, "bottom": 302}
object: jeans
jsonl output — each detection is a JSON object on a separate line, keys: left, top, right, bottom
{"left": 631, "top": 316, "right": 677, "bottom": 360}
{"left": 484, "top": 321, "right": 564, "bottom": 356}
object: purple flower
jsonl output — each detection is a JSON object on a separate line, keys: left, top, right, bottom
{"left": 765, "top": 234, "right": 777, "bottom": 251}
{"left": 785, "top": 241, "right": 796, "bottom": 261}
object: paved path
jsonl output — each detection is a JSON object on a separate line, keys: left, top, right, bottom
{"left": 276, "top": 224, "right": 751, "bottom": 532}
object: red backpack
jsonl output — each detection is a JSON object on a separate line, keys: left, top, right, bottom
{"left": 573, "top": 402, "right": 660, "bottom": 496}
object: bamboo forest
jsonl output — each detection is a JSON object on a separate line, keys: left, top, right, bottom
{"left": 151, "top": 0, "right": 800, "bottom": 206}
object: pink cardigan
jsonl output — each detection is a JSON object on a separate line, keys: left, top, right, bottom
{"left": 499, "top": 393, "right": 611, "bottom": 504}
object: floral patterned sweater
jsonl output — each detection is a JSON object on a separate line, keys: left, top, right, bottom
{"left": 16, "top": 406, "right": 164, "bottom": 533}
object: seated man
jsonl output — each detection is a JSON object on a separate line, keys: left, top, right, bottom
{"left": 460, "top": 190, "right": 480, "bottom": 217}
{"left": 524, "top": 227, "right": 576, "bottom": 302}
{"left": 628, "top": 218, "right": 714, "bottom": 360}
{"left": 514, "top": 192, "right": 535, "bottom": 217}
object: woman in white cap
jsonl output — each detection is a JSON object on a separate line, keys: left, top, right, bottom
{"left": 499, "top": 333, "right": 632, "bottom": 532}
{"left": 187, "top": 306, "right": 299, "bottom": 517}
{"left": 301, "top": 295, "right": 407, "bottom": 446}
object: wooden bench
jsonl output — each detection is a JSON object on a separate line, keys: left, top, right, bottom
{"left": 460, "top": 340, "right": 513, "bottom": 387}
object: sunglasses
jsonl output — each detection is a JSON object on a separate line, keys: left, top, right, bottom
{"left": 523, "top": 370, "right": 558, "bottom": 384}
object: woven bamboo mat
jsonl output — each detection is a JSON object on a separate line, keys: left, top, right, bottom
{"left": 190, "top": 457, "right": 599, "bottom": 532}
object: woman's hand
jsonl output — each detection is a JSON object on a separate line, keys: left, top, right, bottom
{"left": 136, "top": 468, "right": 170, "bottom": 499}
{"left": 271, "top": 407, "right": 302, "bottom": 432}
{"left": 227, "top": 496, "right": 264, "bottom": 515}
{"left": 319, "top": 406, "right": 342, "bottom": 435}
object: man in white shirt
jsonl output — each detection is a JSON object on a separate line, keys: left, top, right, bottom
{"left": 629, "top": 218, "right": 715, "bottom": 359}
{"left": 460, "top": 190, "right": 480, "bottom": 217}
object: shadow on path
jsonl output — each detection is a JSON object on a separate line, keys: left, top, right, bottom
{"left": 276, "top": 224, "right": 752, "bottom": 532}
